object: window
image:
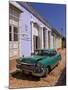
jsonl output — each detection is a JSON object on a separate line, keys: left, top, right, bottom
{"left": 9, "top": 26, "right": 18, "bottom": 41}
{"left": 9, "top": 26, "right": 12, "bottom": 41}
{"left": 34, "top": 50, "right": 42, "bottom": 55}
{"left": 34, "top": 50, "right": 57, "bottom": 56}
{"left": 49, "top": 51, "right": 57, "bottom": 56}
{"left": 14, "top": 27, "right": 18, "bottom": 41}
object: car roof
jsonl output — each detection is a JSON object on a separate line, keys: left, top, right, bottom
{"left": 35, "top": 48, "right": 56, "bottom": 51}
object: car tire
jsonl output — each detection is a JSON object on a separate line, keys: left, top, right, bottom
{"left": 32, "top": 67, "right": 46, "bottom": 77}
{"left": 57, "top": 60, "right": 61, "bottom": 66}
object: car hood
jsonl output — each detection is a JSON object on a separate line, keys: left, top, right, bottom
{"left": 20, "top": 55, "right": 48, "bottom": 64}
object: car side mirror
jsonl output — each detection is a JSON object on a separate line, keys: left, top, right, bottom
{"left": 22, "top": 55, "right": 24, "bottom": 57}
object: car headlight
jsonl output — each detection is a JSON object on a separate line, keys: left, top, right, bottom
{"left": 34, "top": 63, "right": 44, "bottom": 73}
{"left": 37, "top": 63, "right": 44, "bottom": 68}
{"left": 16, "top": 57, "right": 22, "bottom": 64}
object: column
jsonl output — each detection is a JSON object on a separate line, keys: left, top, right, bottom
{"left": 45, "top": 30, "right": 48, "bottom": 49}
{"left": 50, "top": 35, "right": 53, "bottom": 49}
{"left": 41, "top": 27, "right": 44, "bottom": 49}
{"left": 31, "top": 22, "right": 34, "bottom": 53}
{"left": 38, "top": 27, "right": 43, "bottom": 49}
{"left": 50, "top": 31, "right": 53, "bottom": 49}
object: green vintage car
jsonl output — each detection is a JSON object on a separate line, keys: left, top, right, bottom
{"left": 16, "top": 49, "right": 61, "bottom": 77}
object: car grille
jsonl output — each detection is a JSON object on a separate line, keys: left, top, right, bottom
{"left": 17, "top": 63, "right": 35, "bottom": 71}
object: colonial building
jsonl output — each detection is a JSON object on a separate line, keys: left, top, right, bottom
{"left": 9, "top": 1, "right": 62, "bottom": 60}
{"left": 52, "top": 28, "right": 62, "bottom": 50}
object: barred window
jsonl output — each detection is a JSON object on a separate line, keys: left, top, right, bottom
{"left": 9, "top": 26, "right": 12, "bottom": 41}
{"left": 14, "top": 27, "right": 18, "bottom": 41}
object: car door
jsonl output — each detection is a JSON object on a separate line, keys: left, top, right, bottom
{"left": 50, "top": 53, "right": 58, "bottom": 69}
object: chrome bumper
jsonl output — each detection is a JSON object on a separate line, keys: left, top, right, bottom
{"left": 16, "top": 63, "right": 35, "bottom": 72}
{"left": 16, "top": 64, "right": 45, "bottom": 77}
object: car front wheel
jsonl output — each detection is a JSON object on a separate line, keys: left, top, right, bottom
{"left": 32, "top": 67, "right": 48, "bottom": 77}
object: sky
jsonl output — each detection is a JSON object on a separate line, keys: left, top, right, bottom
{"left": 31, "top": 2, "right": 66, "bottom": 37}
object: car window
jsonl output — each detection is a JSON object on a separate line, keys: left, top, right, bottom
{"left": 34, "top": 50, "right": 57, "bottom": 56}
{"left": 34, "top": 50, "right": 42, "bottom": 55}
{"left": 34, "top": 50, "right": 49, "bottom": 55}
{"left": 49, "top": 51, "right": 57, "bottom": 56}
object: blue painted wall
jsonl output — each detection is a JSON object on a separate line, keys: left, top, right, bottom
{"left": 19, "top": 8, "right": 32, "bottom": 57}
{"left": 19, "top": 6, "right": 53, "bottom": 57}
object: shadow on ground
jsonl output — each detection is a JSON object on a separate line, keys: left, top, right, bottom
{"left": 11, "top": 70, "right": 40, "bottom": 81}
{"left": 55, "top": 67, "right": 66, "bottom": 86}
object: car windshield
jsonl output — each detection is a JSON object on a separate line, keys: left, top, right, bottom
{"left": 34, "top": 50, "right": 57, "bottom": 56}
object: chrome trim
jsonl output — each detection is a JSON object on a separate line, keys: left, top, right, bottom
{"left": 21, "top": 62, "right": 35, "bottom": 66}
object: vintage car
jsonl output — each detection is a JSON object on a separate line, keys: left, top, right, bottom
{"left": 16, "top": 49, "right": 61, "bottom": 77}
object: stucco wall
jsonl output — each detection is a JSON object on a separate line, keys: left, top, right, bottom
{"left": 19, "top": 8, "right": 32, "bottom": 57}
{"left": 19, "top": 6, "right": 52, "bottom": 57}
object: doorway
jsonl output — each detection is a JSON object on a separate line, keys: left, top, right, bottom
{"left": 33, "top": 35, "right": 40, "bottom": 50}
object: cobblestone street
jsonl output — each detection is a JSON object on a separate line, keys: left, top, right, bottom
{"left": 9, "top": 49, "right": 66, "bottom": 88}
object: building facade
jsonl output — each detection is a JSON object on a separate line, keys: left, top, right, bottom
{"left": 9, "top": 1, "right": 62, "bottom": 60}
{"left": 9, "top": 2, "right": 22, "bottom": 60}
